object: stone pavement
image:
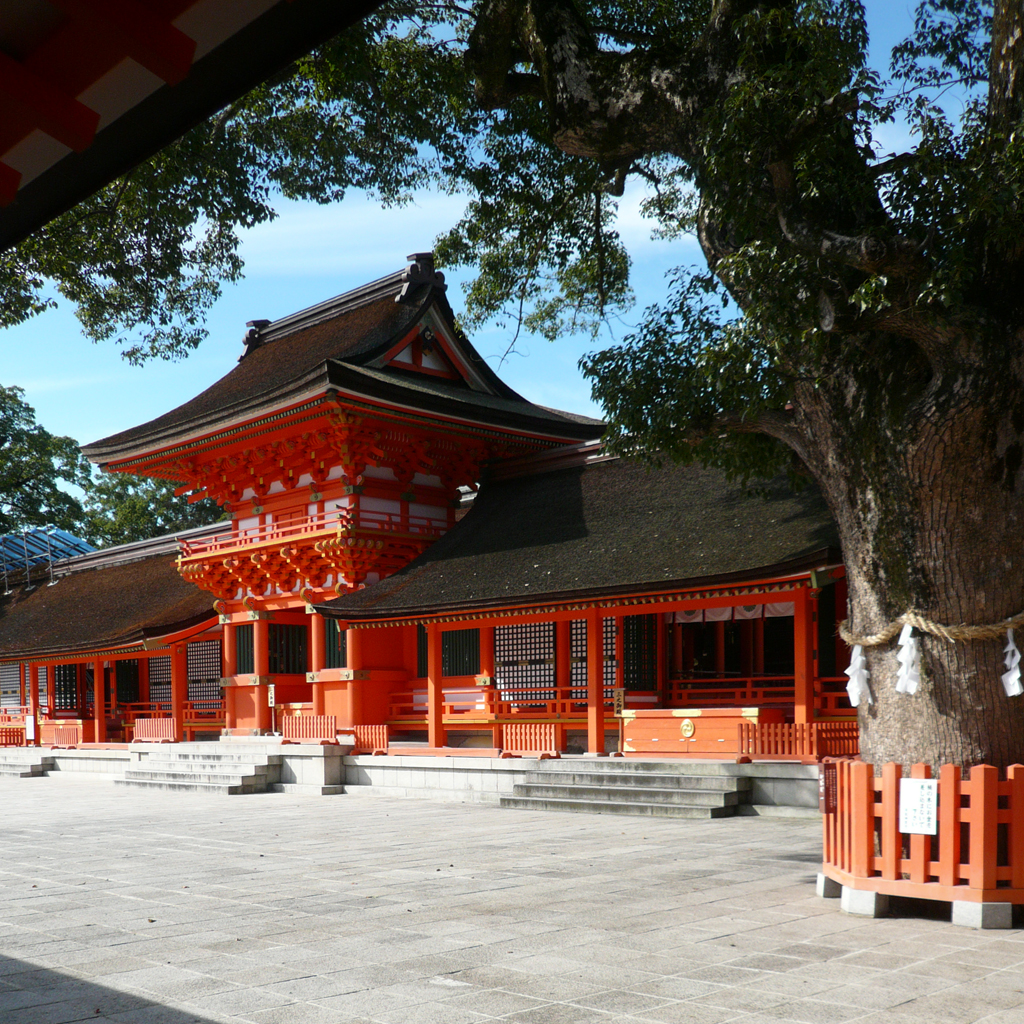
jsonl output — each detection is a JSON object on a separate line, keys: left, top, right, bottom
{"left": 2, "top": 775, "right": 1024, "bottom": 1024}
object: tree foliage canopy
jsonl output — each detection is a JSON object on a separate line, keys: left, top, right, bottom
{"left": 0, "top": 386, "right": 91, "bottom": 536}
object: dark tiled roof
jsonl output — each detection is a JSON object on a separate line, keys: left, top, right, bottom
{"left": 0, "top": 554, "right": 215, "bottom": 660}
{"left": 318, "top": 456, "right": 841, "bottom": 619}
{"left": 82, "top": 262, "right": 602, "bottom": 465}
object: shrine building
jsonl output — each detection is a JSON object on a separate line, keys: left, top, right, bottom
{"left": 0, "top": 254, "right": 857, "bottom": 766}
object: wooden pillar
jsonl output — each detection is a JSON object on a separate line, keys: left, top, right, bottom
{"left": 793, "top": 587, "right": 815, "bottom": 724}
{"left": 310, "top": 615, "right": 326, "bottom": 716}
{"left": 46, "top": 664, "right": 56, "bottom": 718}
{"left": 346, "top": 627, "right": 364, "bottom": 727}
{"left": 27, "top": 663, "right": 39, "bottom": 745}
{"left": 426, "top": 624, "right": 445, "bottom": 749}
{"left": 586, "top": 611, "right": 605, "bottom": 755}
{"left": 170, "top": 644, "right": 187, "bottom": 741}
{"left": 479, "top": 625, "right": 495, "bottom": 678}
{"left": 223, "top": 622, "right": 238, "bottom": 676}
{"left": 92, "top": 659, "right": 106, "bottom": 743}
{"left": 254, "top": 618, "right": 271, "bottom": 733}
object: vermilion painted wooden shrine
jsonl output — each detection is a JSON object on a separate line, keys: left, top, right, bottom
{"left": 0, "top": 254, "right": 857, "bottom": 761}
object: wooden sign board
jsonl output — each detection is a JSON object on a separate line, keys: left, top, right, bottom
{"left": 613, "top": 688, "right": 626, "bottom": 715}
{"left": 818, "top": 762, "right": 837, "bottom": 814}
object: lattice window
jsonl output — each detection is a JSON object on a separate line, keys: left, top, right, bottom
{"left": 325, "top": 618, "right": 347, "bottom": 669}
{"left": 55, "top": 664, "right": 78, "bottom": 711}
{"left": 603, "top": 617, "right": 617, "bottom": 688}
{"left": 188, "top": 640, "right": 222, "bottom": 681}
{"left": 148, "top": 656, "right": 171, "bottom": 704}
{"left": 235, "top": 624, "right": 254, "bottom": 675}
{"left": 36, "top": 665, "right": 47, "bottom": 705}
{"left": 115, "top": 660, "right": 140, "bottom": 704}
{"left": 0, "top": 663, "right": 20, "bottom": 708}
{"left": 623, "top": 614, "right": 658, "bottom": 691}
{"left": 269, "top": 624, "right": 307, "bottom": 675}
{"left": 442, "top": 628, "right": 480, "bottom": 676}
{"left": 188, "top": 678, "right": 221, "bottom": 705}
{"left": 495, "top": 623, "right": 555, "bottom": 695}
{"left": 568, "top": 619, "right": 617, "bottom": 697}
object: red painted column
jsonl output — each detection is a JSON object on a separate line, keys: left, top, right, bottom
{"left": 426, "top": 624, "right": 444, "bottom": 749}
{"left": 27, "top": 663, "right": 39, "bottom": 745}
{"left": 46, "top": 665, "right": 56, "bottom": 718}
{"left": 479, "top": 625, "right": 495, "bottom": 678}
{"left": 254, "top": 618, "right": 271, "bottom": 733}
{"left": 221, "top": 622, "right": 237, "bottom": 729}
{"left": 170, "top": 644, "right": 187, "bottom": 742}
{"left": 346, "top": 627, "right": 364, "bottom": 727}
{"left": 92, "top": 659, "right": 106, "bottom": 743}
{"left": 310, "top": 614, "right": 326, "bottom": 717}
{"left": 793, "top": 587, "right": 815, "bottom": 724}
{"left": 586, "top": 611, "right": 605, "bottom": 755}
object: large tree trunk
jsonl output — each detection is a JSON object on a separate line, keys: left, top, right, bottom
{"left": 795, "top": 327, "right": 1024, "bottom": 771}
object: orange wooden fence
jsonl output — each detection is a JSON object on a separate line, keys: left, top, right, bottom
{"left": 0, "top": 726, "right": 25, "bottom": 746}
{"left": 132, "top": 718, "right": 177, "bottom": 743}
{"left": 41, "top": 723, "right": 80, "bottom": 747}
{"left": 501, "top": 723, "right": 560, "bottom": 758}
{"left": 281, "top": 715, "right": 338, "bottom": 743}
{"left": 737, "top": 721, "right": 859, "bottom": 762}
{"left": 822, "top": 760, "right": 1024, "bottom": 904}
{"left": 352, "top": 725, "right": 389, "bottom": 754}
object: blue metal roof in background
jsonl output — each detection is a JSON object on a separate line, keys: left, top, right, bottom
{"left": 0, "top": 527, "right": 94, "bottom": 577}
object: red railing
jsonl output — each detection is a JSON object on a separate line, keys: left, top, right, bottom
{"left": 737, "top": 721, "right": 859, "bottom": 762}
{"left": 0, "top": 705, "right": 30, "bottom": 722}
{"left": 179, "top": 506, "right": 447, "bottom": 559}
{"left": 41, "top": 723, "right": 80, "bottom": 747}
{"left": 281, "top": 715, "right": 338, "bottom": 742}
{"left": 389, "top": 685, "right": 619, "bottom": 721}
{"left": 668, "top": 676, "right": 795, "bottom": 707}
{"left": 352, "top": 724, "right": 389, "bottom": 754}
{"left": 502, "top": 723, "right": 560, "bottom": 756}
{"left": 0, "top": 726, "right": 26, "bottom": 746}
{"left": 133, "top": 718, "right": 178, "bottom": 742}
{"left": 823, "top": 760, "right": 1024, "bottom": 903}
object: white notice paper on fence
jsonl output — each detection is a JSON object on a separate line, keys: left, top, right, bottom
{"left": 899, "top": 778, "right": 938, "bottom": 835}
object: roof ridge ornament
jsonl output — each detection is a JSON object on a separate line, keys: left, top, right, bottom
{"left": 239, "top": 319, "right": 271, "bottom": 361}
{"left": 396, "top": 252, "right": 446, "bottom": 305}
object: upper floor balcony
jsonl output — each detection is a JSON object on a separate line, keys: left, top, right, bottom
{"left": 177, "top": 505, "right": 449, "bottom": 601}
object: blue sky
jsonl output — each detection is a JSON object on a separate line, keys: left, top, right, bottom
{"left": 3, "top": 1, "right": 920, "bottom": 450}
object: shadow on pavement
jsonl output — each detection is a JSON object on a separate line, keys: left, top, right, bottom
{"left": 0, "top": 953, "right": 222, "bottom": 1024}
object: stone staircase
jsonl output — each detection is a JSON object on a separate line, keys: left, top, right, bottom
{"left": 0, "top": 751, "right": 54, "bottom": 778}
{"left": 116, "top": 746, "right": 284, "bottom": 795}
{"left": 500, "top": 760, "right": 752, "bottom": 818}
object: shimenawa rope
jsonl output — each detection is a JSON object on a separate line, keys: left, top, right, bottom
{"left": 839, "top": 608, "right": 1024, "bottom": 648}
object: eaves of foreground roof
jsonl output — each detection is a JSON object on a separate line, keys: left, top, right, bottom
{"left": 316, "top": 452, "right": 842, "bottom": 622}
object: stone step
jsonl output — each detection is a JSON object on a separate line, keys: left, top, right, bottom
{"left": 136, "top": 752, "right": 282, "bottom": 765}
{"left": 122, "top": 769, "right": 266, "bottom": 788}
{"left": 0, "top": 763, "right": 45, "bottom": 778}
{"left": 134, "top": 760, "right": 272, "bottom": 775}
{"left": 531, "top": 759, "right": 745, "bottom": 776}
{"left": 510, "top": 783, "right": 744, "bottom": 807}
{"left": 498, "top": 796, "right": 735, "bottom": 818}
{"left": 521, "top": 771, "right": 751, "bottom": 791}
{"left": 113, "top": 778, "right": 251, "bottom": 795}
